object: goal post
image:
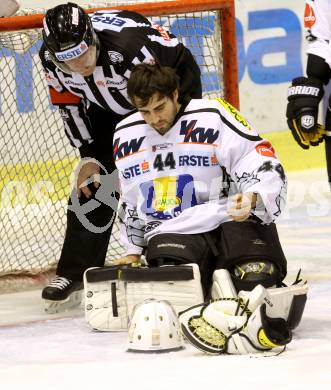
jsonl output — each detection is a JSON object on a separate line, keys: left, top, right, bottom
{"left": 0, "top": 0, "right": 239, "bottom": 291}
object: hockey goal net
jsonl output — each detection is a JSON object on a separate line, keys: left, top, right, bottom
{"left": 0, "top": 0, "right": 238, "bottom": 291}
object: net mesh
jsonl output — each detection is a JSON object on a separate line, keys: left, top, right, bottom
{"left": 0, "top": 1, "right": 226, "bottom": 288}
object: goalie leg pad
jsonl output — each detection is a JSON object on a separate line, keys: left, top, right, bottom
{"left": 84, "top": 264, "right": 204, "bottom": 331}
{"left": 238, "top": 281, "right": 308, "bottom": 330}
{"left": 211, "top": 269, "right": 237, "bottom": 300}
{"left": 124, "top": 264, "right": 204, "bottom": 317}
{"left": 84, "top": 266, "right": 128, "bottom": 331}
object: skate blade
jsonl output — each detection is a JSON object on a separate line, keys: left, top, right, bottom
{"left": 43, "top": 290, "right": 83, "bottom": 314}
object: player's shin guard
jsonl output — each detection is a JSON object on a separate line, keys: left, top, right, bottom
{"left": 84, "top": 266, "right": 127, "bottom": 331}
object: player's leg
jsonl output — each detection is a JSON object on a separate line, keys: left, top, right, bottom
{"left": 42, "top": 105, "right": 121, "bottom": 313}
{"left": 213, "top": 218, "right": 287, "bottom": 291}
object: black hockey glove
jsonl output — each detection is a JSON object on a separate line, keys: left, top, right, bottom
{"left": 286, "top": 76, "right": 325, "bottom": 149}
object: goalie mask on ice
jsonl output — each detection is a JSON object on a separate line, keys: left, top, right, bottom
{"left": 127, "top": 299, "right": 183, "bottom": 352}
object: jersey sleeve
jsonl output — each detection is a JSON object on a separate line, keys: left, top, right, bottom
{"left": 114, "top": 126, "right": 146, "bottom": 254}
{"left": 96, "top": 10, "right": 202, "bottom": 100}
{"left": 39, "top": 45, "right": 97, "bottom": 157}
{"left": 305, "top": 0, "right": 331, "bottom": 68}
{"left": 146, "top": 26, "right": 202, "bottom": 99}
{"left": 117, "top": 200, "right": 146, "bottom": 255}
{"left": 214, "top": 99, "right": 287, "bottom": 224}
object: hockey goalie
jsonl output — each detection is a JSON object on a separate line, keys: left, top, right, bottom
{"left": 82, "top": 63, "right": 308, "bottom": 355}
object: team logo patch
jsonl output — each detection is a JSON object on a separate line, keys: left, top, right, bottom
{"left": 108, "top": 51, "right": 124, "bottom": 63}
{"left": 140, "top": 174, "right": 198, "bottom": 220}
{"left": 301, "top": 115, "right": 314, "bottom": 129}
{"left": 255, "top": 141, "right": 276, "bottom": 158}
{"left": 141, "top": 160, "right": 150, "bottom": 173}
{"left": 304, "top": 3, "right": 316, "bottom": 29}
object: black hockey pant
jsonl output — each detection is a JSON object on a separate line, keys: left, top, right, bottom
{"left": 56, "top": 104, "right": 122, "bottom": 281}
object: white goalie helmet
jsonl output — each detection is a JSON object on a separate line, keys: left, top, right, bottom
{"left": 127, "top": 299, "right": 183, "bottom": 352}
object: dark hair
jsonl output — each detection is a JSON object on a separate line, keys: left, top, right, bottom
{"left": 127, "top": 63, "right": 179, "bottom": 107}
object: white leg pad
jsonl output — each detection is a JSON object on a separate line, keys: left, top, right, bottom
{"left": 84, "top": 267, "right": 128, "bottom": 331}
{"left": 238, "top": 282, "right": 308, "bottom": 328}
{"left": 125, "top": 263, "right": 204, "bottom": 316}
{"left": 211, "top": 269, "right": 238, "bottom": 300}
{"left": 83, "top": 264, "right": 204, "bottom": 331}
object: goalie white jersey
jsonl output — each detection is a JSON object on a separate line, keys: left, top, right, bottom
{"left": 114, "top": 98, "right": 287, "bottom": 255}
{"left": 304, "top": 0, "right": 331, "bottom": 68}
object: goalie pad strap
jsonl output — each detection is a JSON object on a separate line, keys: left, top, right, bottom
{"left": 121, "top": 266, "right": 194, "bottom": 282}
{"left": 111, "top": 282, "right": 118, "bottom": 317}
{"left": 85, "top": 266, "right": 121, "bottom": 283}
{"left": 85, "top": 265, "right": 196, "bottom": 283}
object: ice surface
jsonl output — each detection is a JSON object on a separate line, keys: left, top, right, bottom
{"left": 1, "top": 169, "right": 331, "bottom": 390}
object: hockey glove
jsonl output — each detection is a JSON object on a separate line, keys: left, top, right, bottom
{"left": 286, "top": 76, "right": 325, "bottom": 149}
{"left": 179, "top": 297, "right": 291, "bottom": 355}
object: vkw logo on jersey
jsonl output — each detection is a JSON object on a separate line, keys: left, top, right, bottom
{"left": 179, "top": 120, "right": 219, "bottom": 144}
{"left": 108, "top": 51, "right": 124, "bottom": 64}
{"left": 113, "top": 136, "right": 146, "bottom": 160}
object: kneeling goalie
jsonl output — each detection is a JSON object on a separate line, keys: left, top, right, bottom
{"left": 83, "top": 64, "right": 308, "bottom": 354}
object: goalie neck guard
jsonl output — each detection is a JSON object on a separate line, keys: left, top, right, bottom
{"left": 127, "top": 299, "right": 183, "bottom": 352}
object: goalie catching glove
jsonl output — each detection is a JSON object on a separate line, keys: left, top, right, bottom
{"left": 286, "top": 76, "right": 325, "bottom": 149}
{"left": 179, "top": 295, "right": 292, "bottom": 355}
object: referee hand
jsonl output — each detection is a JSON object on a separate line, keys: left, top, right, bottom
{"left": 76, "top": 160, "right": 101, "bottom": 198}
